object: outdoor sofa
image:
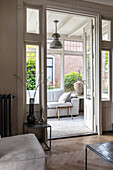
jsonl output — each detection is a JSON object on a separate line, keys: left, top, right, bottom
{"left": 47, "top": 89, "right": 79, "bottom": 118}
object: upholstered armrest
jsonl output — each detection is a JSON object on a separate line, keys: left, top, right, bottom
{"left": 71, "top": 98, "right": 79, "bottom": 115}
{"left": 71, "top": 97, "right": 79, "bottom": 104}
{"left": 0, "top": 134, "right": 46, "bottom": 170}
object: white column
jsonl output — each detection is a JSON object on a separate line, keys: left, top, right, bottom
{"left": 36, "top": 46, "right": 39, "bottom": 104}
{"left": 60, "top": 39, "right": 64, "bottom": 89}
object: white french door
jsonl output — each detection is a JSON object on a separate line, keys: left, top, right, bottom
{"left": 83, "top": 19, "right": 94, "bottom": 131}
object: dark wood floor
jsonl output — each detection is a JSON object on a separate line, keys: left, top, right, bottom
{"left": 46, "top": 134, "right": 113, "bottom": 170}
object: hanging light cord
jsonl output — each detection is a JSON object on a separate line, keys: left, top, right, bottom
{"left": 54, "top": 20, "right": 58, "bottom": 33}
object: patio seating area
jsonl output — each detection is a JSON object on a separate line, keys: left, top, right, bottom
{"left": 48, "top": 115, "right": 93, "bottom": 139}
{"left": 47, "top": 89, "right": 79, "bottom": 118}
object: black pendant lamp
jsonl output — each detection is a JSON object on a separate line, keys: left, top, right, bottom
{"left": 50, "top": 20, "right": 62, "bottom": 49}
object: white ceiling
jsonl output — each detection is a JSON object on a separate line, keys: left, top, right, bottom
{"left": 47, "top": 10, "right": 90, "bottom": 37}
{"left": 47, "top": 0, "right": 113, "bottom": 38}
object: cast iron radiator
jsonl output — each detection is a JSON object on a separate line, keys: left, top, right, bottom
{"left": 0, "top": 94, "right": 14, "bottom": 137}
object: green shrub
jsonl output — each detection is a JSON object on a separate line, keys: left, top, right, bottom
{"left": 64, "top": 71, "right": 82, "bottom": 92}
{"left": 26, "top": 52, "right": 82, "bottom": 93}
{"left": 26, "top": 52, "right": 36, "bottom": 90}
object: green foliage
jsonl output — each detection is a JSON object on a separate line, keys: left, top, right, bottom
{"left": 26, "top": 52, "right": 36, "bottom": 90}
{"left": 103, "top": 51, "right": 109, "bottom": 92}
{"left": 105, "top": 51, "right": 108, "bottom": 73}
{"left": 64, "top": 71, "right": 82, "bottom": 92}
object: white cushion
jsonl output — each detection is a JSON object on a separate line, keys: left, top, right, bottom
{"left": 47, "top": 102, "right": 72, "bottom": 109}
{"left": 47, "top": 89, "right": 64, "bottom": 102}
{"left": 0, "top": 134, "right": 46, "bottom": 170}
{"left": 71, "top": 93, "right": 77, "bottom": 98}
{"left": 58, "top": 92, "right": 71, "bottom": 103}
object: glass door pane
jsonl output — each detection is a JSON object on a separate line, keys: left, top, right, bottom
{"left": 26, "top": 44, "right": 39, "bottom": 104}
{"left": 86, "top": 29, "right": 91, "bottom": 99}
{"left": 84, "top": 19, "right": 94, "bottom": 131}
{"left": 101, "top": 51, "right": 110, "bottom": 100}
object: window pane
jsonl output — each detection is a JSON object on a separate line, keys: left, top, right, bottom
{"left": 47, "top": 58, "right": 53, "bottom": 66}
{"left": 64, "top": 40, "right": 83, "bottom": 52}
{"left": 47, "top": 58, "right": 53, "bottom": 84}
{"left": 47, "top": 39, "right": 52, "bottom": 50}
{"left": 101, "top": 51, "right": 110, "bottom": 100}
{"left": 64, "top": 55, "right": 83, "bottom": 92}
{"left": 86, "top": 34, "right": 91, "bottom": 99}
{"left": 47, "top": 67, "right": 53, "bottom": 82}
{"left": 26, "top": 45, "right": 39, "bottom": 104}
{"left": 102, "top": 20, "right": 111, "bottom": 41}
{"left": 47, "top": 54, "right": 60, "bottom": 89}
{"left": 26, "top": 8, "right": 39, "bottom": 34}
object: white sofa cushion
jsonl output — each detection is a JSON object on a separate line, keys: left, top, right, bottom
{"left": 58, "top": 92, "right": 71, "bottom": 103}
{"left": 0, "top": 134, "right": 46, "bottom": 170}
{"left": 47, "top": 102, "right": 72, "bottom": 109}
{"left": 47, "top": 89, "right": 64, "bottom": 102}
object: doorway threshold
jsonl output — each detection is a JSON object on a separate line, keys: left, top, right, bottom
{"left": 49, "top": 132, "right": 97, "bottom": 140}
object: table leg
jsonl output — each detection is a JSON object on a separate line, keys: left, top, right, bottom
{"left": 23, "top": 124, "right": 25, "bottom": 134}
{"left": 50, "top": 126, "right": 51, "bottom": 150}
{"left": 58, "top": 108, "right": 60, "bottom": 120}
{"left": 85, "top": 145, "right": 87, "bottom": 170}
{"left": 67, "top": 108, "right": 69, "bottom": 116}
{"left": 70, "top": 107, "right": 73, "bottom": 119}
{"left": 56, "top": 108, "right": 58, "bottom": 118}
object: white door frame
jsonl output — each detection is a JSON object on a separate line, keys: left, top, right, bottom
{"left": 18, "top": 0, "right": 113, "bottom": 135}
{"left": 46, "top": 6, "right": 101, "bottom": 134}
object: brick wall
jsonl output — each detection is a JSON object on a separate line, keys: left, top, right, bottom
{"left": 64, "top": 55, "right": 82, "bottom": 74}
{"left": 54, "top": 55, "right": 83, "bottom": 84}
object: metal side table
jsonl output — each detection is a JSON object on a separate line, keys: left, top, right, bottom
{"left": 23, "top": 122, "right": 51, "bottom": 151}
{"left": 85, "top": 141, "right": 113, "bottom": 170}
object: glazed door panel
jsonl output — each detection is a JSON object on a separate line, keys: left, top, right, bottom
{"left": 84, "top": 20, "right": 94, "bottom": 131}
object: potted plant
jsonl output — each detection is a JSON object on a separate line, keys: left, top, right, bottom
{"left": 74, "top": 69, "right": 83, "bottom": 96}
{"left": 14, "top": 73, "right": 43, "bottom": 125}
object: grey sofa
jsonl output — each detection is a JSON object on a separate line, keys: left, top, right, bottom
{"left": 47, "top": 89, "right": 79, "bottom": 117}
{"left": 0, "top": 134, "right": 46, "bottom": 170}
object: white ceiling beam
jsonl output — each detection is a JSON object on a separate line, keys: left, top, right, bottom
{"left": 47, "top": 13, "right": 53, "bottom": 22}
{"left": 28, "top": 10, "right": 32, "bottom": 20}
{"left": 57, "top": 16, "right": 73, "bottom": 32}
{"left": 68, "top": 20, "right": 88, "bottom": 37}
{"left": 47, "top": 49, "right": 83, "bottom": 56}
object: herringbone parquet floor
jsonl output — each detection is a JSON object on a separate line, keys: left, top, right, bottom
{"left": 46, "top": 135, "right": 113, "bottom": 170}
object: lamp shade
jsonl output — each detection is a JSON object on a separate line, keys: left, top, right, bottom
{"left": 50, "top": 20, "right": 62, "bottom": 49}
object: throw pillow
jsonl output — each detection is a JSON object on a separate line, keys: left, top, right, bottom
{"left": 58, "top": 92, "right": 71, "bottom": 103}
{"left": 66, "top": 93, "right": 77, "bottom": 102}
